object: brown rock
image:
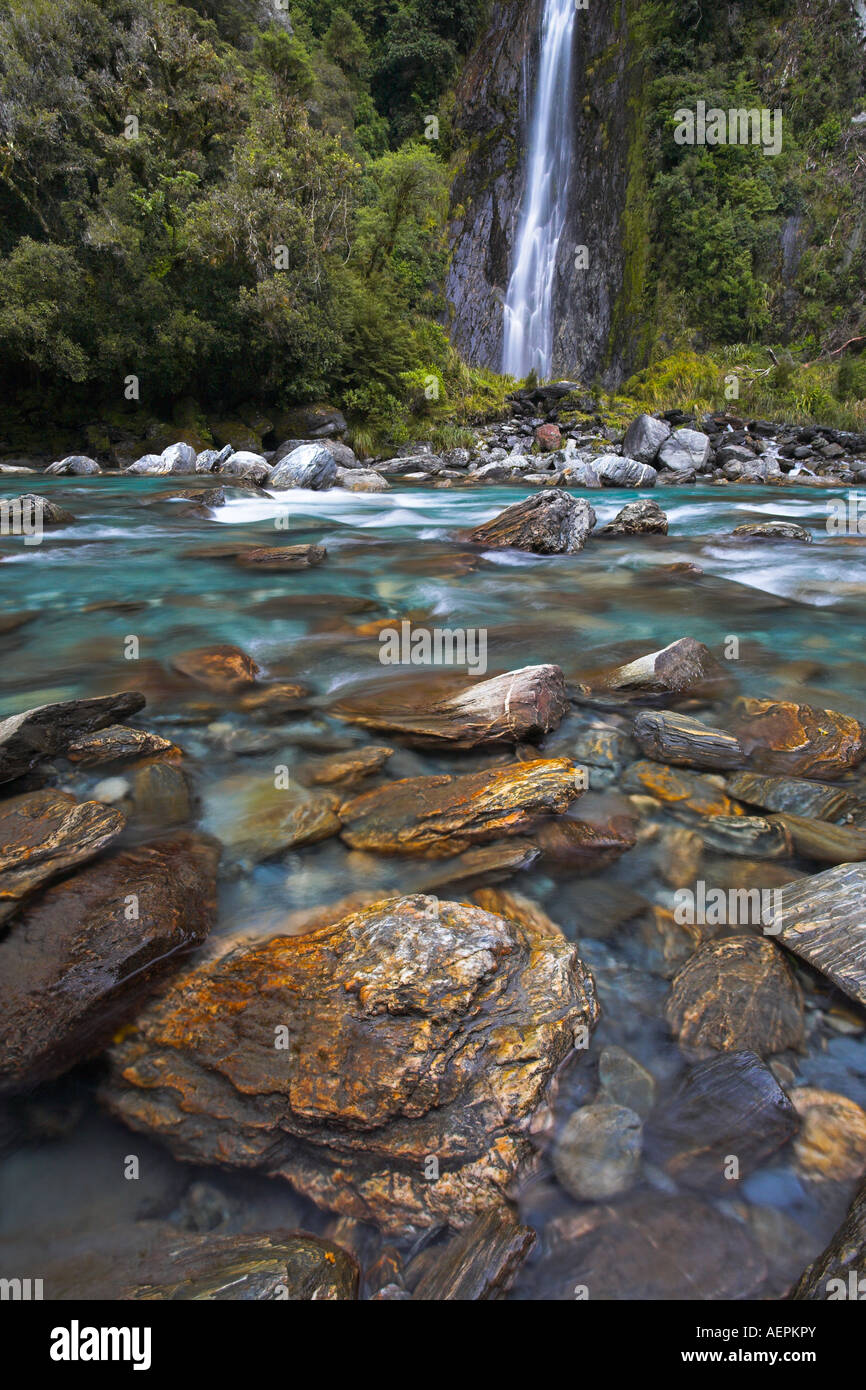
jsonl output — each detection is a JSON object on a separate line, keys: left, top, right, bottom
{"left": 124, "top": 1232, "right": 358, "bottom": 1301}
{"left": 594, "top": 638, "right": 726, "bottom": 698}
{"left": 103, "top": 894, "right": 599, "bottom": 1232}
{"left": 790, "top": 1088, "right": 866, "bottom": 1183}
{"left": 726, "top": 771, "right": 858, "bottom": 822}
{"left": 792, "top": 1178, "right": 866, "bottom": 1299}
{"left": 171, "top": 644, "right": 260, "bottom": 693}
{"left": 298, "top": 745, "right": 394, "bottom": 788}
{"left": 734, "top": 697, "right": 866, "bottom": 779}
{"left": 766, "top": 812, "right": 866, "bottom": 865}
{"left": 533, "top": 814, "right": 637, "bottom": 874}
{"left": 698, "top": 814, "right": 792, "bottom": 859}
{"left": 534, "top": 424, "right": 562, "bottom": 452}
{"left": 621, "top": 760, "right": 744, "bottom": 820}
{"left": 411, "top": 1207, "right": 535, "bottom": 1300}
{"left": 235, "top": 545, "right": 327, "bottom": 570}
{"left": 598, "top": 499, "right": 668, "bottom": 537}
{"left": 338, "top": 759, "right": 581, "bottom": 857}
{"left": 772, "top": 863, "right": 866, "bottom": 1010}
{"left": 463, "top": 490, "right": 596, "bottom": 553}
{"left": 471, "top": 887, "right": 563, "bottom": 939}
{"left": 0, "top": 789, "right": 125, "bottom": 924}
{"left": 665, "top": 936, "right": 804, "bottom": 1059}
{"left": 130, "top": 761, "right": 192, "bottom": 827}
{"left": 0, "top": 691, "right": 146, "bottom": 784}
{"left": 332, "top": 665, "right": 570, "bottom": 748}
{"left": 65, "top": 725, "right": 180, "bottom": 766}
{"left": 238, "top": 683, "right": 311, "bottom": 718}
{"left": 0, "top": 832, "right": 219, "bottom": 1093}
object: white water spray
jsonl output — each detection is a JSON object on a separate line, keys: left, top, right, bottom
{"left": 502, "top": 0, "right": 575, "bottom": 379}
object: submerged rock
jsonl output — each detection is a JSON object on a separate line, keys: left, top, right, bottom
{"left": 599, "top": 499, "right": 668, "bottom": 536}
{"left": 103, "top": 894, "right": 599, "bottom": 1232}
{"left": 464, "top": 489, "right": 596, "bottom": 553}
{"left": 124, "top": 1232, "right": 358, "bottom": 1301}
{"left": 332, "top": 665, "right": 570, "bottom": 748}
{"left": 338, "top": 758, "right": 581, "bottom": 856}
{"left": 0, "top": 832, "right": 219, "bottom": 1093}
{"left": 698, "top": 814, "right": 792, "bottom": 859}
{"left": 234, "top": 544, "right": 327, "bottom": 570}
{"left": 772, "top": 863, "right": 866, "bottom": 1009}
{"left": 790, "top": 1088, "right": 866, "bottom": 1183}
{"left": 202, "top": 774, "right": 341, "bottom": 864}
{"left": 0, "top": 691, "right": 146, "bottom": 784}
{"left": 171, "top": 644, "right": 260, "bottom": 693}
{"left": 65, "top": 725, "right": 179, "bottom": 766}
{"left": 726, "top": 771, "right": 858, "bottom": 822}
{"left": 665, "top": 936, "right": 804, "bottom": 1059}
{"left": 646, "top": 1051, "right": 799, "bottom": 1191}
{"left": 734, "top": 697, "right": 866, "bottom": 779}
{"left": 553, "top": 1101, "right": 643, "bottom": 1201}
{"left": 621, "top": 760, "right": 744, "bottom": 819}
{"left": 533, "top": 814, "right": 637, "bottom": 874}
{"left": 731, "top": 521, "right": 812, "bottom": 542}
{"left": 634, "top": 710, "right": 744, "bottom": 770}
{"left": 0, "top": 789, "right": 125, "bottom": 924}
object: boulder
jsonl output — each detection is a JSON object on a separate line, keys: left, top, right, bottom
{"left": 0, "top": 832, "right": 219, "bottom": 1094}
{"left": 268, "top": 444, "right": 337, "bottom": 491}
{"left": 0, "top": 691, "right": 146, "bottom": 785}
{"left": 560, "top": 459, "right": 601, "bottom": 488}
{"left": 657, "top": 428, "right": 712, "bottom": 473}
{"left": 332, "top": 665, "right": 570, "bottom": 748}
{"left": 734, "top": 697, "right": 866, "bottom": 779}
{"left": 1, "top": 493, "right": 74, "bottom": 526}
{"left": 596, "top": 637, "right": 726, "bottom": 699}
{"left": 534, "top": 424, "right": 562, "bottom": 452}
{"left": 464, "top": 490, "right": 596, "bottom": 553}
{"left": 102, "top": 894, "right": 599, "bottom": 1232}
{"left": 126, "top": 454, "right": 173, "bottom": 476}
{"left": 0, "top": 788, "right": 125, "bottom": 924}
{"left": 217, "top": 451, "right": 271, "bottom": 485}
{"left": 338, "top": 758, "right": 582, "bottom": 856}
{"left": 621, "top": 414, "right": 671, "bottom": 463}
{"left": 336, "top": 468, "right": 388, "bottom": 492}
{"left": 595, "top": 455, "right": 658, "bottom": 488}
{"left": 195, "top": 445, "right": 233, "bottom": 474}
{"left": 599, "top": 499, "right": 668, "bottom": 536}
{"left": 161, "top": 442, "right": 197, "bottom": 473}
{"left": 278, "top": 404, "right": 347, "bottom": 439}
{"left": 44, "top": 455, "right": 101, "bottom": 476}
{"left": 665, "top": 936, "right": 804, "bottom": 1060}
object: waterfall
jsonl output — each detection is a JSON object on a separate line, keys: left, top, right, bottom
{"left": 501, "top": 0, "right": 575, "bottom": 379}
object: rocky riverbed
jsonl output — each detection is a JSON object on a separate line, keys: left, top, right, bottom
{"left": 1, "top": 424, "right": 865, "bottom": 1301}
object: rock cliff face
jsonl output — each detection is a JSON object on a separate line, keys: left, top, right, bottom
{"left": 446, "top": 0, "right": 648, "bottom": 387}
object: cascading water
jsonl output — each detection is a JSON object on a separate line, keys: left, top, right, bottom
{"left": 501, "top": 0, "right": 575, "bottom": 379}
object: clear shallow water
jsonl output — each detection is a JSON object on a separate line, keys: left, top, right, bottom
{"left": 1, "top": 474, "right": 865, "bottom": 1298}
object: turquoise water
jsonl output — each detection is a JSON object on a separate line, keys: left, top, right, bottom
{"left": 1, "top": 474, "right": 865, "bottom": 1298}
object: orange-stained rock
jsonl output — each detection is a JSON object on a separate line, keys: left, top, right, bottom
{"left": 470, "top": 886, "right": 564, "bottom": 938}
{"left": 103, "top": 893, "right": 599, "bottom": 1232}
{"left": 665, "top": 936, "right": 804, "bottom": 1059}
{"left": 65, "top": 725, "right": 180, "bottom": 766}
{"left": 0, "top": 832, "right": 219, "bottom": 1093}
{"left": 790, "top": 1088, "right": 866, "bottom": 1183}
{"left": 622, "top": 760, "right": 744, "bottom": 820}
{"left": 734, "top": 697, "right": 866, "bottom": 779}
{"left": 298, "top": 745, "right": 394, "bottom": 787}
{"left": 338, "top": 758, "right": 581, "bottom": 857}
{"left": 532, "top": 814, "right": 637, "bottom": 874}
{"left": 0, "top": 788, "right": 125, "bottom": 924}
{"left": 124, "top": 1232, "right": 358, "bottom": 1301}
{"left": 171, "top": 644, "right": 260, "bottom": 693}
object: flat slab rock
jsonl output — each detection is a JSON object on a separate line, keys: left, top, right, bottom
{"left": 0, "top": 691, "right": 146, "bottom": 784}
{"left": 65, "top": 724, "right": 179, "bottom": 766}
{"left": 734, "top": 697, "right": 866, "bottom": 779}
{"left": 332, "top": 665, "right": 570, "bottom": 747}
{"left": 463, "top": 489, "right": 596, "bottom": 553}
{"left": 337, "top": 758, "right": 581, "bottom": 856}
{"left": 665, "top": 936, "right": 804, "bottom": 1060}
{"left": 123, "top": 1232, "right": 358, "bottom": 1301}
{"left": 634, "top": 709, "right": 744, "bottom": 770}
{"left": 726, "top": 771, "right": 859, "bottom": 822}
{"left": 103, "top": 894, "right": 599, "bottom": 1233}
{"left": 411, "top": 1206, "right": 535, "bottom": 1300}
{"left": 201, "top": 774, "right": 341, "bottom": 864}
{"left": 0, "top": 832, "right": 219, "bottom": 1093}
{"left": 0, "top": 788, "right": 125, "bottom": 924}
{"left": 772, "top": 863, "right": 866, "bottom": 1010}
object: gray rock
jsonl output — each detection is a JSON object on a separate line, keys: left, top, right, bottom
{"left": 335, "top": 468, "right": 389, "bottom": 492}
{"left": 717, "top": 444, "right": 757, "bottom": 468}
{"left": 161, "top": 442, "right": 198, "bottom": 474}
{"left": 269, "top": 444, "right": 337, "bottom": 491}
{"left": 376, "top": 453, "right": 445, "bottom": 476}
{"left": 322, "top": 439, "right": 358, "bottom": 469}
{"left": 44, "top": 455, "right": 101, "bottom": 476}
{"left": 465, "top": 489, "right": 597, "bottom": 553}
{"left": 658, "top": 428, "right": 712, "bottom": 473}
{"left": 595, "top": 455, "right": 658, "bottom": 488}
{"left": 598, "top": 1046, "right": 656, "bottom": 1119}
{"left": 723, "top": 456, "right": 772, "bottom": 483}
{"left": 731, "top": 521, "right": 812, "bottom": 542}
{"left": 599, "top": 499, "right": 668, "bottom": 536}
{"left": 126, "top": 454, "right": 173, "bottom": 476}
{"left": 621, "top": 414, "right": 671, "bottom": 463}
{"left": 195, "top": 445, "right": 233, "bottom": 474}
{"left": 553, "top": 1101, "right": 643, "bottom": 1200}
{"left": 561, "top": 459, "right": 602, "bottom": 488}
{"left": 218, "top": 451, "right": 271, "bottom": 485}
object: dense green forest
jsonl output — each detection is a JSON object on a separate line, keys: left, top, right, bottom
{"left": 0, "top": 0, "right": 864, "bottom": 450}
